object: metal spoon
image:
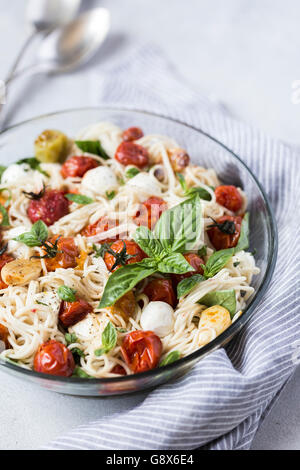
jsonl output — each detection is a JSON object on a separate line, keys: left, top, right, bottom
{"left": 6, "top": 8, "right": 111, "bottom": 84}
{"left": 5, "top": 0, "right": 81, "bottom": 84}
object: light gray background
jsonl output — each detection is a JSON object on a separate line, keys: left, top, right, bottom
{"left": 0, "top": 0, "right": 299, "bottom": 450}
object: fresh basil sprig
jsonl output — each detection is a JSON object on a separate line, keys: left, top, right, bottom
{"left": 197, "top": 289, "right": 236, "bottom": 318}
{"left": 14, "top": 220, "right": 48, "bottom": 246}
{"left": 16, "top": 157, "right": 49, "bottom": 177}
{"left": 177, "top": 173, "right": 212, "bottom": 201}
{"left": 160, "top": 350, "right": 181, "bottom": 367}
{"left": 99, "top": 196, "right": 202, "bottom": 307}
{"left": 75, "top": 140, "right": 109, "bottom": 160}
{"left": 201, "top": 248, "right": 234, "bottom": 279}
{"left": 0, "top": 204, "right": 9, "bottom": 227}
{"left": 234, "top": 212, "right": 249, "bottom": 253}
{"left": 177, "top": 274, "right": 205, "bottom": 298}
{"left": 57, "top": 285, "right": 76, "bottom": 302}
{"left": 66, "top": 193, "right": 94, "bottom": 205}
{"left": 94, "top": 322, "right": 117, "bottom": 356}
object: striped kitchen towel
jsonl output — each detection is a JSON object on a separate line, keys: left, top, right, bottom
{"left": 45, "top": 44, "right": 300, "bottom": 450}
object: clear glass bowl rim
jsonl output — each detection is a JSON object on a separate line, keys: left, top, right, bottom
{"left": 0, "top": 106, "right": 278, "bottom": 385}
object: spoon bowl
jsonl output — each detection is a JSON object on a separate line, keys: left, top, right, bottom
{"left": 27, "top": 0, "right": 82, "bottom": 31}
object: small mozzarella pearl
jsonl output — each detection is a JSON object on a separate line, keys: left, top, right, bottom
{"left": 81, "top": 166, "right": 117, "bottom": 195}
{"left": 127, "top": 172, "right": 161, "bottom": 196}
{"left": 140, "top": 301, "right": 174, "bottom": 337}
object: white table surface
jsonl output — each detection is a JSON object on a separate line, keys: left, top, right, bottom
{"left": 0, "top": 0, "right": 299, "bottom": 450}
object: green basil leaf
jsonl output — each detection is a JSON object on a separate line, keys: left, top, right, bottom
{"left": 75, "top": 140, "right": 109, "bottom": 160}
{"left": 14, "top": 232, "right": 40, "bottom": 247}
{"left": 197, "top": 289, "right": 236, "bottom": 318}
{"left": 36, "top": 300, "right": 48, "bottom": 306}
{"left": 66, "top": 193, "right": 94, "bottom": 205}
{"left": 126, "top": 167, "right": 140, "bottom": 178}
{"left": 160, "top": 350, "right": 181, "bottom": 367}
{"left": 0, "top": 204, "right": 9, "bottom": 227}
{"left": 154, "top": 195, "right": 202, "bottom": 253}
{"left": 57, "top": 285, "right": 76, "bottom": 302}
{"left": 133, "top": 226, "right": 164, "bottom": 259}
{"left": 105, "top": 190, "right": 116, "bottom": 200}
{"left": 16, "top": 157, "right": 49, "bottom": 177}
{"left": 0, "top": 165, "right": 7, "bottom": 182}
{"left": 188, "top": 186, "right": 212, "bottom": 201}
{"left": 157, "top": 252, "right": 195, "bottom": 274}
{"left": 94, "top": 322, "right": 117, "bottom": 356}
{"left": 72, "top": 366, "right": 92, "bottom": 378}
{"left": 31, "top": 220, "right": 48, "bottom": 243}
{"left": 65, "top": 333, "right": 77, "bottom": 345}
{"left": 71, "top": 347, "right": 85, "bottom": 358}
{"left": 203, "top": 248, "right": 234, "bottom": 278}
{"left": 177, "top": 274, "right": 205, "bottom": 298}
{"left": 99, "top": 263, "right": 156, "bottom": 307}
{"left": 177, "top": 173, "right": 188, "bottom": 192}
{"left": 197, "top": 245, "right": 207, "bottom": 258}
{"left": 234, "top": 212, "right": 249, "bottom": 253}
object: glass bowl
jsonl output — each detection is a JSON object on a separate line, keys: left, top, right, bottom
{"left": 0, "top": 107, "right": 277, "bottom": 396}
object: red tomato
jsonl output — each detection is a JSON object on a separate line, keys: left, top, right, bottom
{"left": 0, "top": 323, "right": 10, "bottom": 349}
{"left": 34, "top": 340, "right": 75, "bottom": 377}
{"left": 172, "top": 253, "right": 205, "bottom": 286}
{"left": 143, "top": 279, "right": 176, "bottom": 307}
{"left": 81, "top": 216, "right": 119, "bottom": 243}
{"left": 104, "top": 240, "right": 147, "bottom": 272}
{"left": 134, "top": 196, "right": 167, "bottom": 230}
{"left": 122, "top": 127, "right": 144, "bottom": 142}
{"left": 44, "top": 236, "right": 79, "bottom": 272}
{"left": 61, "top": 156, "right": 99, "bottom": 178}
{"left": 115, "top": 142, "right": 149, "bottom": 168}
{"left": 111, "top": 364, "right": 127, "bottom": 375}
{"left": 215, "top": 185, "right": 243, "bottom": 212}
{"left": 121, "top": 330, "right": 162, "bottom": 373}
{"left": 27, "top": 190, "right": 69, "bottom": 226}
{"left": 59, "top": 298, "right": 93, "bottom": 328}
{"left": 0, "top": 253, "right": 14, "bottom": 289}
{"left": 207, "top": 215, "right": 242, "bottom": 250}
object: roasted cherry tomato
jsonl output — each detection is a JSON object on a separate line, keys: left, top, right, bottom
{"left": 168, "top": 148, "right": 190, "bottom": 172}
{"left": 143, "top": 279, "right": 176, "bottom": 307}
{"left": 59, "top": 298, "right": 93, "bottom": 328}
{"left": 81, "top": 216, "right": 119, "bottom": 243}
{"left": 0, "top": 324, "right": 10, "bottom": 349}
{"left": 134, "top": 196, "right": 167, "bottom": 230}
{"left": 44, "top": 236, "right": 79, "bottom": 272}
{"left": 104, "top": 240, "right": 146, "bottom": 272}
{"left": 207, "top": 215, "right": 242, "bottom": 250}
{"left": 115, "top": 141, "right": 149, "bottom": 168}
{"left": 121, "top": 330, "right": 162, "bottom": 373}
{"left": 0, "top": 253, "right": 14, "bottom": 289}
{"left": 215, "top": 185, "right": 243, "bottom": 212}
{"left": 122, "top": 127, "right": 144, "bottom": 142}
{"left": 111, "top": 291, "right": 136, "bottom": 319}
{"left": 111, "top": 364, "right": 127, "bottom": 375}
{"left": 61, "top": 156, "right": 99, "bottom": 178}
{"left": 27, "top": 189, "right": 69, "bottom": 226}
{"left": 172, "top": 253, "right": 205, "bottom": 286}
{"left": 34, "top": 340, "right": 75, "bottom": 377}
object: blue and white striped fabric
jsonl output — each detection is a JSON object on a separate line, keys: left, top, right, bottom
{"left": 46, "top": 45, "right": 300, "bottom": 450}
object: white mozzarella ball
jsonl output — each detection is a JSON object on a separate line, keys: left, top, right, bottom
{"left": 70, "top": 313, "right": 105, "bottom": 341}
{"left": 34, "top": 292, "right": 61, "bottom": 315}
{"left": 81, "top": 166, "right": 117, "bottom": 195}
{"left": 127, "top": 172, "right": 161, "bottom": 196}
{"left": 140, "top": 301, "right": 174, "bottom": 337}
{"left": 1, "top": 163, "right": 34, "bottom": 185}
{"left": 6, "top": 226, "right": 32, "bottom": 258}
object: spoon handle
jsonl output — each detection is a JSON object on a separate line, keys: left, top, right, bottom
{"left": 4, "top": 29, "right": 37, "bottom": 86}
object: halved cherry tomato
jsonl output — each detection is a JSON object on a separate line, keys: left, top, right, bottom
{"left": 172, "top": 253, "right": 205, "bottom": 286}
{"left": 59, "top": 298, "right": 93, "bottom": 328}
{"left": 121, "top": 330, "right": 162, "bottom": 373}
{"left": 143, "top": 279, "right": 176, "bottom": 307}
{"left": 0, "top": 253, "right": 14, "bottom": 289}
{"left": 115, "top": 141, "right": 149, "bottom": 168}
{"left": 61, "top": 156, "right": 99, "bottom": 178}
{"left": 104, "top": 240, "right": 147, "bottom": 272}
{"left": 0, "top": 324, "right": 10, "bottom": 349}
{"left": 215, "top": 185, "right": 243, "bottom": 212}
{"left": 123, "top": 127, "right": 144, "bottom": 142}
{"left": 27, "top": 189, "right": 69, "bottom": 226}
{"left": 34, "top": 340, "right": 75, "bottom": 377}
{"left": 207, "top": 215, "right": 242, "bottom": 250}
{"left": 44, "top": 236, "right": 79, "bottom": 272}
{"left": 80, "top": 216, "right": 119, "bottom": 243}
{"left": 110, "top": 291, "right": 136, "bottom": 319}
{"left": 111, "top": 364, "right": 127, "bottom": 375}
{"left": 134, "top": 196, "right": 167, "bottom": 230}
